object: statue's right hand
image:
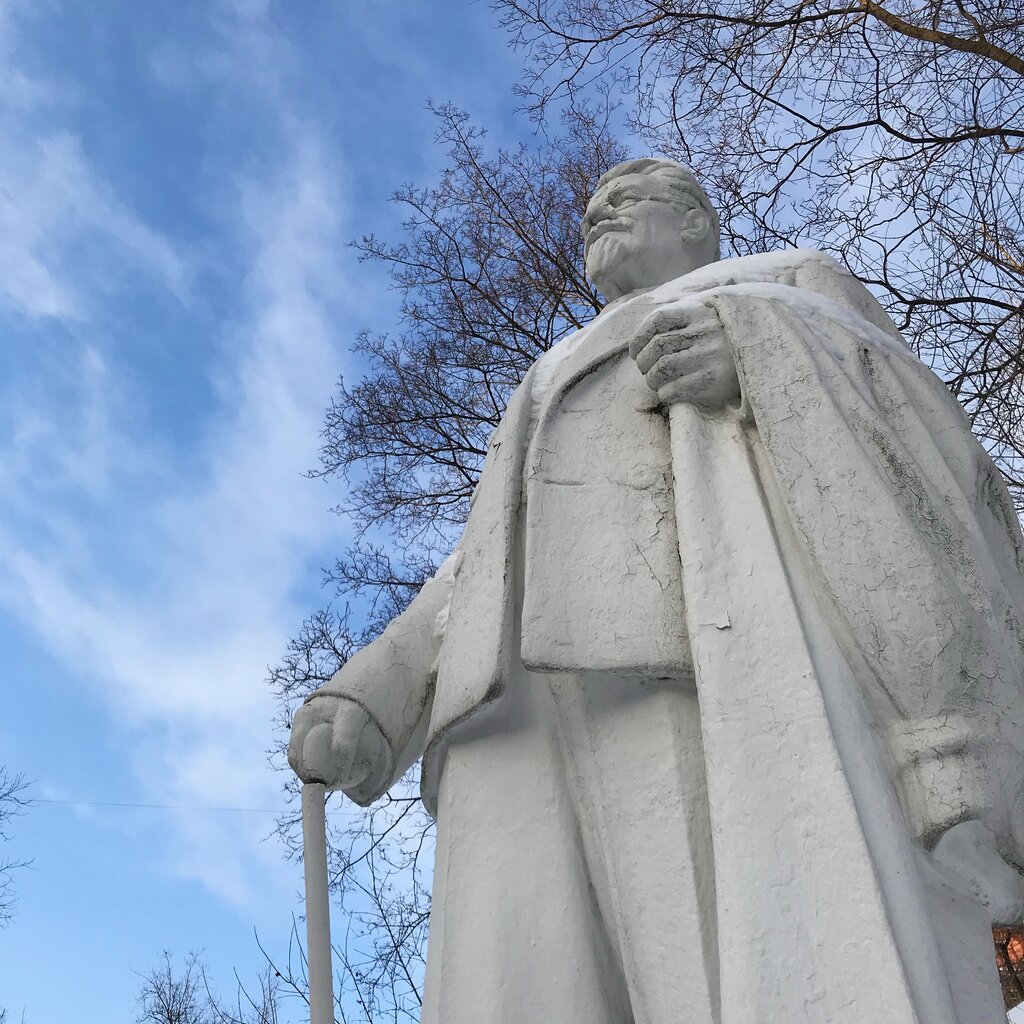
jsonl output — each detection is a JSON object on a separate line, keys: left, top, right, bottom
{"left": 629, "top": 300, "right": 738, "bottom": 409}
{"left": 288, "top": 695, "right": 386, "bottom": 790}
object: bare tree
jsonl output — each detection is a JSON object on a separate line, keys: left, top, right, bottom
{"left": 135, "top": 952, "right": 209, "bottom": 1024}
{"left": 0, "top": 769, "right": 30, "bottom": 926}
{"left": 267, "top": 793, "right": 433, "bottom": 1024}
{"left": 135, "top": 952, "right": 284, "bottom": 1024}
{"left": 267, "top": 40, "right": 1024, "bottom": 1018}
{"left": 496, "top": 0, "right": 1024, "bottom": 499}
{"left": 269, "top": 611, "right": 432, "bottom": 1021}
{"left": 268, "top": 106, "right": 627, "bottom": 1023}
{"left": 206, "top": 963, "right": 284, "bottom": 1024}
{"left": 267, "top": 8, "right": 1024, "bottom": 1018}
{"left": 314, "top": 102, "right": 625, "bottom": 566}
{"left": 0, "top": 773, "right": 30, "bottom": 1024}
{"left": 317, "top": 786, "right": 432, "bottom": 1024}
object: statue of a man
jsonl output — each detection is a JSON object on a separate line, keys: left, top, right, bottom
{"left": 290, "top": 159, "right": 1024, "bottom": 1023}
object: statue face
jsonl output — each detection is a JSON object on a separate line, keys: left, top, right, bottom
{"left": 583, "top": 172, "right": 716, "bottom": 300}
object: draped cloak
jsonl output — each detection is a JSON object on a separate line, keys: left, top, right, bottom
{"left": 314, "top": 249, "right": 1024, "bottom": 1020}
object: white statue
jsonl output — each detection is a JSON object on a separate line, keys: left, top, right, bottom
{"left": 290, "top": 159, "right": 1024, "bottom": 1023}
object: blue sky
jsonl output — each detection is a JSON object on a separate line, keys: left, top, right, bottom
{"left": 0, "top": 2, "right": 523, "bottom": 1019}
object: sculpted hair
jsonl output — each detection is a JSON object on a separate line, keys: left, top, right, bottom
{"left": 584, "top": 158, "right": 721, "bottom": 256}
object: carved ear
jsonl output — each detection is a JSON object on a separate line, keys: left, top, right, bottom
{"left": 679, "top": 207, "right": 710, "bottom": 244}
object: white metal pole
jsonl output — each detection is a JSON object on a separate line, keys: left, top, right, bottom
{"left": 301, "top": 782, "right": 334, "bottom": 1024}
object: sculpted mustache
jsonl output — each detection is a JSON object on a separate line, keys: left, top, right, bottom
{"left": 584, "top": 217, "right": 633, "bottom": 256}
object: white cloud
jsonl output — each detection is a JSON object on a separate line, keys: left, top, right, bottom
{"left": 0, "top": 130, "right": 192, "bottom": 321}
{"left": 0, "top": 0, "right": 358, "bottom": 909}
{"left": 0, "top": 0, "right": 190, "bottom": 324}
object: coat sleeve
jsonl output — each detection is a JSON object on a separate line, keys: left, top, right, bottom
{"left": 306, "top": 550, "right": 462, "bottom": 804}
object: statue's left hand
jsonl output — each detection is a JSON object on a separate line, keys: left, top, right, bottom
{"left": 630, "top": 301, "right": 739, "bottom": 410}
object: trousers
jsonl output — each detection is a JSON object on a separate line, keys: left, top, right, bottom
{"left": 420, "top": 665, "right": 718, "bottom": 1024}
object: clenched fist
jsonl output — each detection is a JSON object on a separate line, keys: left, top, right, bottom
{"left": 288, "top": 694, "right": 388, "bottom": 790}
{"left": 629, "top": 301, "right": 739, "bottom": 410}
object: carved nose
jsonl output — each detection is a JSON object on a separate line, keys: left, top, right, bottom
{"left": 583, "top": 196, "right": 612, "bottom": 242}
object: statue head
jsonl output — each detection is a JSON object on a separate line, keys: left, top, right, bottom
{"left": 582, "top": 158, "right": 721, "bottom": 301}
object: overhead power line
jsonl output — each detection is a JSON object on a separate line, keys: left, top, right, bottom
{"left": 34, "top": 796, "right": 286, "bottom": 814}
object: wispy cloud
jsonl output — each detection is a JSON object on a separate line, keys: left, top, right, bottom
{"left": 0, "top": 136, "right": 191, "bottom": 320}
{"left": 0, "top": 109, "right": 192, "bottom": 319}
{"left": 0, "top": 0, "right": 357, "bottom": 908}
